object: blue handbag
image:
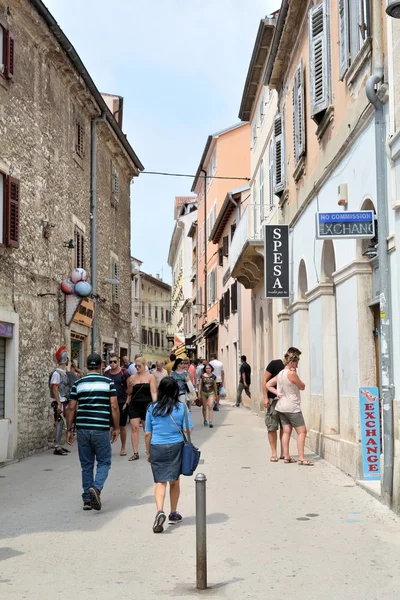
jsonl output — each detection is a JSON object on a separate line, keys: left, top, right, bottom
{"left": 170, "top": 404, "right": 200, "bottom": 476}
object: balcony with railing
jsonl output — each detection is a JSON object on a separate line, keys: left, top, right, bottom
{"left": 229, "top": 203, "right": 265, "bottom": 289}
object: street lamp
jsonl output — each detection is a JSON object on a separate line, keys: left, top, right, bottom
{"left": 386, "top": 2, "right": 400, "bottom": 18}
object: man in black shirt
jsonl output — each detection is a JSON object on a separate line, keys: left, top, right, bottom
{"left": 262, "top": 347, "right": 301, "bottom": 461}
{"left": 236, "top": 356, "right": 251, "bottom": 407}
{"left": 107, "top": 353, "right": 128, "bottom": 456}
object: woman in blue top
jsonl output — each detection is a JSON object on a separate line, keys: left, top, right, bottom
{"left": 145, "top": 377, "right": 194, "bottom": 534}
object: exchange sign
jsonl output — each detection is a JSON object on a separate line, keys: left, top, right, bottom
{"left": 264, "top": 225, "right": 289, "bottom": 299}
{"left": 359, "top": 387, "right": 381, "bottom": 481}
{"left": 316, "top": 211, "right": 375, "bottom": 239}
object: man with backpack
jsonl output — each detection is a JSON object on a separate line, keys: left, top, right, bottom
{"left": 50, "top": 345, "right": 71, "bottom": 456}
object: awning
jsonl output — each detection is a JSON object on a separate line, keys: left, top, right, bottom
{"left": 174, "top": 342, "right": 187, "bottom": 358}
{"left": 203, "top": 319, "right": 219, "bottom": 339}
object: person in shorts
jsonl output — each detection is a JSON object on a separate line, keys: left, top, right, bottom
{"left": 125, "top": 357, "right": 157, "bottom": 461}
{"left": 198, "top": 363, "right": 218, "bottom": 428}
{"left": 262, "top": 347, "right": 301, "bottom": 462}
{"left": 209, "top": 353, "right": 224, "bottom": 411}
{"left": 266, "top": 351, "right": 313, "bottom": 466}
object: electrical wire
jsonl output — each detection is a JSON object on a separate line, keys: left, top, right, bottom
{"left": 138, "top": 170, "right": 250, "bottom": 182}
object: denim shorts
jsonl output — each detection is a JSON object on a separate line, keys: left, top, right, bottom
{"left": 150, "top": 442, "right": 184, "bottom": 483}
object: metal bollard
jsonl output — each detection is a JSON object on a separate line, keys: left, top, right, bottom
{"left": 195, "top": 473, "right": 207, "bottom": 590}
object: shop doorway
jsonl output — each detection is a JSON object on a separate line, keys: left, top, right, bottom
{"left": 71, "top": 332, "right": 87, "bottom": 369}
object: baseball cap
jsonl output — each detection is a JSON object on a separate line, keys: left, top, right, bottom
{"left": 87, "top": 353, "right": 102, "bottom": 368}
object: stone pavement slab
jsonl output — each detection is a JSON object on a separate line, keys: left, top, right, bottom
{"left": 1, "top": 403, "right": 400, "bottom": 599}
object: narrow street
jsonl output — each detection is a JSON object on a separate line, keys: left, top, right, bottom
{"left": 1, "top": 404, "right": 400, "bottom": 600}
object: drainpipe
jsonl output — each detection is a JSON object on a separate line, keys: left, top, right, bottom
{"left": 201, "top": 169, "right": 208, "bottom": 328}
{"left": 366, "top": 3, "right": 394, "bottom": 507}
{"left": 90, "top": 113, "right": 106, "bottom": 353}
{"left": 228, "top": 193, "right": 242, "bottom": 358}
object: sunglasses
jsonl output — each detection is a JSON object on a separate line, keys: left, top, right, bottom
{"left": 110, "top": 360, "right": 118, "bottom": 364}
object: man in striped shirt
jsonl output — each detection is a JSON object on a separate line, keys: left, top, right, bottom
{"left": 67, "top": 352, "right": 119, "bottom": 511}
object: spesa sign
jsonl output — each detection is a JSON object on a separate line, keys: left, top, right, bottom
{"left": 359, "top": 387, "right": 381, "bottom": 481}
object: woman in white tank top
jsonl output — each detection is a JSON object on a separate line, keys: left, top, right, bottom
{"left": 266, "top": 352, "right": 313, "bottom": 466}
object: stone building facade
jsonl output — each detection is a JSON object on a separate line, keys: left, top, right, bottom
{"left": 0, "top": 0, "right": 143, "bottom": 461}
{"left": 139, "top": 272, "right": 171, "bottom": 364}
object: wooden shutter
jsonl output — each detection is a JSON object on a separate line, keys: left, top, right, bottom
{"left": 6, "top": 31, "right": 15, "bottom": 79}
{"left": 293, "top": 62, "right": 306, "bottom": 163}
{"left": 223, "top": 235, "right": 229, "bottom": 257}
{"left": 268, "top": 141, "right": 274, "bottom": 210}
{"left": 231, "top": 281, "right": 238, "bottom": 313}
{"left": 219, "top": 297, "right": 224, "bottom": 324}
{"left": 112, "top": 164, "right": 119, "bottom": 200}
{"left": 273, "top": 114, "right": 284, "bottom": 194}
{"left": 339, "top": 0, "right": 350, "bottom": 79}
{"left": 112, "top": 260, "right": 120, "bottom": 305}
{"left": 6, "top": 177, "right": 20, "bottom": 248}
{"left": 218, "top": 247, "right": 223, "bottom": 267}
{"left": 309, "top": 0, "right": 331, "bottom": 122}
{"left": 231, "top": 222, "right": 236, "bottom": 240}
{"left": 224, "top": 289, "right": 230, "bottom": 319}
{"left": 75, "top": 120, "right": 84, "bottom": 157}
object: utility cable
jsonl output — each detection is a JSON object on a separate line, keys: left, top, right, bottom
{"left": 138, "top": 171, "right": 250, "bottom": 181}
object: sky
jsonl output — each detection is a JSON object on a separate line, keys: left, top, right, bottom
{"left": 43, "top": 0, "right": 280, "bottom": 283}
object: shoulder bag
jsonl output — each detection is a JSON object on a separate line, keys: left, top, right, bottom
{"left": 170, "top": 404, "right": 201, "bottom": 476}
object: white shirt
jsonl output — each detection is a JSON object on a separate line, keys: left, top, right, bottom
{"left": 209, "top": 359, "right": 224, "bottom": 383}
{"left": 50, "top": 368, "right": 68, "bottom": 402}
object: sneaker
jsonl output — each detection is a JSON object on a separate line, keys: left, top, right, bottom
{"left": 83, "top": 501, "right": 92, "bottom": 511}
{"left": 203, "top": 420, "right": 208, "bottom": 426}
{"left": 88, "top": 486, "right": 102, "bottom": 511}
{"left": 61, "top": 447, "right": 71, "bottom": 453}
{"left": 153, "top": 510, "right": 166, "bottom": 533}
{"left": 168, "top": 511, "right": 183, "bottom": 525}
{"left": 213, "top": 406, "right": 220, "bottom": 412}
{"left": 53, "top": 448, "right": 68, "bottom": 456}
{"left": 209, "top": 423, "right": 214, "bottom": 428}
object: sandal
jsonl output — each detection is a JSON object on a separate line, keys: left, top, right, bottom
{"left": 120, "top": 451, "right": 127, "bottom": 456}
{"left": 270, "top": 458, "right": 279, "bottom": 462}
{"left": 284, "top": 457, "right": 296, "bottom": 463}
{"left": 298, "top": 460, "right": 314, "bottom": 466}
{"left": 128, "top": 453, "right": 139, "bottom": 461}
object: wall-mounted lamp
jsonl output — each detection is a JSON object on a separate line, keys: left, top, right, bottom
{"left": 363, "top": 238, "right": 378, "bottom": 259}
{"left": 386, "top": 2, "right": 400, "bottom": 18}
{"left": 63, "top": 239, "right": 75, "bottom": 249}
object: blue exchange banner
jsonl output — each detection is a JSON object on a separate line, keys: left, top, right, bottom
{"left": 359, "top": 387, "right": 381, "bottom": 481}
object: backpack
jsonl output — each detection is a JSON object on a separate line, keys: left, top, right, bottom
{"left": 49, "top": 368, "right": 71, "bottom": 400}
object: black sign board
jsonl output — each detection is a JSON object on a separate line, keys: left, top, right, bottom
{"left": 264, "top": 225, "right": 289, "bottom": 299}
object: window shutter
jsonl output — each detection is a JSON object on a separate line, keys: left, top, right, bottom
{"left": 268, "top": 141, "right": 274, "bottom": 211}
{"left": 112, "top": 260, "right": 120, "bottom": 305}
{"left": 309, "top": 0, "right": 331, "bottom": 122}
{"left": 224, "top": 289, "right": 230, "bottom": 319}
{"left": 339, "top": 0, "right": 350, "bottom": 79}
{"left": 218, "top": 247, "right": 223, "bottom": 267}
{"left": 349, "top": 0, "right": 362, "bottom": 61}
{"left": 293, "top": 62, "right": 306, "bottom": 163}
{"left": 223, "top": 235, "right": 229, "bottom": 257}
{"left": 5, "top": 31, "right": 15, "bottom": 79}
{"left": 231, "top": 222, "right": 236, "bottom": 240}
{"left": 231, "top": 281, "right": 238, "bottom": 313}
{"left": 273, "top": 114, "right": 285, "bottom": 194}
{"left": 6, "top": 177, "right": 20, "bottom": 248}
{"left": 219, "top": 297, "right": 224, "bottom": 324}
{"left": 112, "top": 165, "right": 119, "bottom": 200}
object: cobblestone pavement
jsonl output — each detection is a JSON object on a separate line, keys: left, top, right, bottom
{"left": 1, "top": 402, "right": 400, "bottom": 599}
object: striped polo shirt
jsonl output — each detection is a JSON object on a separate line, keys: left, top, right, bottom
{"left": 70, "top": 373, "right": 117, "bottom": 430}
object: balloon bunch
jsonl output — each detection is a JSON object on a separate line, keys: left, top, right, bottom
{"left": 61, "top": 268, "right": 92, "bottom": 298}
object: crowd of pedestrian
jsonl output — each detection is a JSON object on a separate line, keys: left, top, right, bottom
{"left": 49, "top": 342, "right": 312, "bottom": 527}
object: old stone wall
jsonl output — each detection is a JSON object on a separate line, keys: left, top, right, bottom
{"left": 0, "top": 0, "right": 136, "bottom": 457}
